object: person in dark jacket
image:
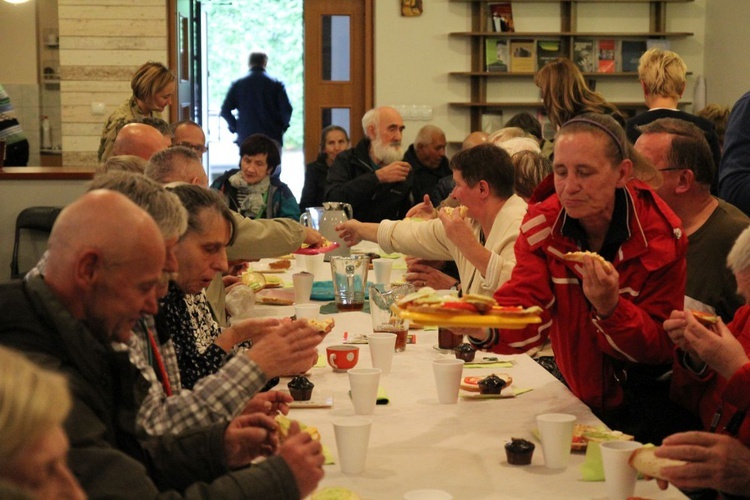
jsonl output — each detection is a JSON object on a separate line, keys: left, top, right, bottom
{"left": 220, "top": 52, "right": 292, "bottom": 146}
{"left": 212, "top": 134, "right": 301, "bottom": 221}
{"left": 0, "top": 190, "right": 325, "bottom": 499}
{"left": 325, "top": 106, "right": 414, "bottom": 222}
{"left": 300, "top": 125, "right": 349, "bottom": 211}
{"left": 404, "top": 124, "right": 451, "bottom": 200}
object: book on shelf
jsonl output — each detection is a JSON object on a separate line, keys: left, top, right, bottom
{"left": 573, "top": 38, "right": 596, "bottom": 73}
{"left": 485, "top": 39, "right": 510, "bottom": 72}
{"left": 620, "top": 40, "right": 647, "bottom": 73}
{"left": 536, "top": 39, "right": 564, "bottom": 70}
{"left": 597, "top": 39, "right": 616, "bottom": 73}
{"left": 510, "top": 39, "right": 535, "bottom": 73}
{"left": 646, "top": 39, "right": 671, "bottom": 51}
{"left": 489, "top": 3, "right": 514, "bottom": 33}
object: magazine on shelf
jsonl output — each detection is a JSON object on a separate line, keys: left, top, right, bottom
{"left": 510, "top": 39, "right": 535, "bottom": 72}
{"left": 573, "top": 38, "right": 596, "bottom": 73}
{"left": 620, "top": 40, "right": 647, "bottom": 72}
{"left": 536, "top": 39, "right": 564, "bottom": 70}
{"left": 485, "top": 39, "right": 510, "bottom": 72}
{"left": 597, "top": 39, "right": 616, "bottom": 73}
{"left": 489, "top": 3, "right": 514, "bottom": 33}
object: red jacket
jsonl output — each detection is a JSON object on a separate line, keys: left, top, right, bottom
{"left": 671, "top": 305, "right": 750, "bottom": 445}
{"left": 481, "top": 177, "right": 686, "bottom": 412}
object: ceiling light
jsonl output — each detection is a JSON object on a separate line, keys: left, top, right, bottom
{"left": 3, "top": 0, "right": 31, "bottom": 4}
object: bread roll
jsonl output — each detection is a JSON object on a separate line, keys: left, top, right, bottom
{"left": 629, "top": 446, "right": 686, "bottom": 480}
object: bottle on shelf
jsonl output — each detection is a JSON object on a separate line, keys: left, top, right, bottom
{"left": 42, "top": 116, "right": 52, "bottom": 149}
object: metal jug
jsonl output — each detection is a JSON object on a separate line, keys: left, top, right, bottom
{"left": 299, "top": 207, "right": 325, "bottom": 231}
{"left": 319, "top": 201, "right": 353, "bottom": 260}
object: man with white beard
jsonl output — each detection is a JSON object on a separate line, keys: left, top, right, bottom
{"left": 324, "top": 106, "right": 415, "bottom": 222}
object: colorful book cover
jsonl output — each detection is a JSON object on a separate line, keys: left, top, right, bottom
{"left": 597, "top": 39, "right": 616, "bottom": 73}
{"left": 536, "top": 40, "right": 564, "bottom": 70}
{"left": 573, "top": 38, "right": 596, "bottom": 73}
{"left": 489, "top": 3, "right": 514, "bottom": 33}
{"left": 485, "top": 38, "right": 510, "bottom": 72}
{"left": 620, "top": 40, "right": 647, "bottom": 73}
{"left": 510, "top": 39, "right": 535, "bottom": 73}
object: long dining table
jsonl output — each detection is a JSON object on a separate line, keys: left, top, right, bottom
{"left": 245, "top": 249, "right": 687, "bottom": 499}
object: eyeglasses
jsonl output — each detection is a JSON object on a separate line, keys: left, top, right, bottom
{"left": 657, "top": 168, "right": 682, "bottom": 172}
{"left": 174, "top": 142, "right": 208, "bottom": 154}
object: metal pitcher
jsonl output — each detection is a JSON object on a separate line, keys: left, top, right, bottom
{"left": 299, "top": 207, "right": 324, "bottom": 230}
{"left": 319, "top": 201, "right": 353, "bottom": 260}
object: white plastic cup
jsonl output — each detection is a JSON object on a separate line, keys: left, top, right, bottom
{"left": 348, "top": 368, "right": 381, "bottom": 415}
{"left": 294, "top": 303, "right": 320, "bottom": 320}
{"left": 432, "top": 359, "right": 465, "bottom": 404}
{"left": 600, "top": 440, "right": 643, "bottom": 500}
{"left": 536, "top": 413, "right": 577, "bottom": 469}
{"left": 372, "top": 258, "right": 393, "bottom": 285}
{"left": 299, "top": 253, "right": 325, "bottom": 277}
{"left": 292, "top": 272, "right": 314, "bottom": 303}
{"left": 368, "top": 332, "right": 396, "bottom": 375}
{"left": 333, "top": 417, "right": 372, "bottom": 474}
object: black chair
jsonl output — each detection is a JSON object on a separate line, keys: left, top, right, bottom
{"left": 10, "top": 206, "right": 62, "bottom": 280}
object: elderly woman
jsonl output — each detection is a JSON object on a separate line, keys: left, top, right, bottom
{"left": 98, "top": 61, "right": 176, "bottom": 161}
{"left": 0, "top": 346, "right": 85, "bottom": 499}
{"left": 535, "top": 57, "right": 624, "bottom": 130}
{"left": 467, "top": 113, "right": 686, "bottom": 440}
{"left": 212, "top": 133, "right": 301, "bottom": 221}
{"left": 300, "top": 125, "right": 350, "bottom": 211}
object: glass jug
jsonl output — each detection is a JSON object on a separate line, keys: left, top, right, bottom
{"left": 319, "top": 201, "right": 353, "bottom": 260}
{"left": 369, "top": 283, "right": 415, "bottom": 352}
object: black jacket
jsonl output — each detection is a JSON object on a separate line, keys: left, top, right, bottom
{"left": 324, "top": 137, "right": 415, "bottom": 222}
{"left": 403, "top": 144, "right": 452, "bottom": 201}
{"left": 300, "top": 153, "right": 328, "bottom": 211}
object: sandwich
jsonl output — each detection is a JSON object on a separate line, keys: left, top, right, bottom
{"left": 563, "top": 251, "right": 612, "bottom": 272}
{"left": 395, "top": 287, "right": 541, "bottom": 317}
{"left": 307, "top": 317, "right": 335, "bottom": 333}
{"left": 570, "top": 424, "right": 634, "bottom": 451}
{"left": 690, "top": 310, "right": 719, "bottom": 327}
{"left": 441, "top": 205, "right": 469, "bottom": 218}
{"left": 275, "top": 414, "right": 320, "bottom": 443}
{"left": 268, "top": 259, "right": 291, "bottom": 270}
{"left": 629, "top": 446, "right": 687, "bottom": 480}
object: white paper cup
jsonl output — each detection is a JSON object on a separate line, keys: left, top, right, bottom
{"left": 536, "top": 413, "right": 577, "bottom": 469}
{"left": 600, "top": 440, "right": 643, "bottom": 500}
{"left": 294, "top": 303, "right": 320, "bottom": 320}
{"left": 368, "top": 332, "right": 396, "bottom": 374}
{"left": 432, "top": 359, "right": 465, "bottom": 404}
{"left": 333, "top": 417, "right": 372, "bottom": 474}
{"left": 348, "top": 368, "right": 381, "bottom": 415}
{"left": 372, "top": 258, "right": 393, "bottom": 285}
{"left": 292, "top": 272, "right": 314, "bottom": 303}
{"left": 298, "top": 253, "right": 325, "bottom": 277}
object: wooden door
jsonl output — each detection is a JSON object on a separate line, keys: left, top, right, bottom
{"left": 170, "top": 0, "right": 200, "bottom": 122}
{"left": 304, "top": 0, "right": 373, "bottom": 163}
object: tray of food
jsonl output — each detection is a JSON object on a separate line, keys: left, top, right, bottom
{"left": 394, "top": 288, "right": 542, "bottom": 329}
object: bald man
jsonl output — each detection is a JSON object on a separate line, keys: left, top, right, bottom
{"left": 171, "top": 119, "right": 208, "bottom": 155}
{"left": 405, "top": 124, "right": 451, "bottom": 200}
{"left": 0, "top": 190, "right": 324, "bottom": 499}
{"left": 111, "top": 122, "right": 171, "bottom": 161}
{"left": 461, "top": 130, "right": 489, "bottom": 151}
{"left": 325, "top": 106, "right": 415, "bottom": 222}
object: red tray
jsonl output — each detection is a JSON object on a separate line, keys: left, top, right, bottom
{"left": 293, "top": 242, "right": 340, "bottom": 255}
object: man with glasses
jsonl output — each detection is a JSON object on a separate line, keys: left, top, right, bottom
{"left": 635, "top": 117, "right": 749, "bottom": 322}
{"left": 171, "top": 119, "right": 208, "bottom": 155}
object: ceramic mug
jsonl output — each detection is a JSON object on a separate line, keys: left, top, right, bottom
{"left": 327, "top": 345, "right": 359, "bottom": 372}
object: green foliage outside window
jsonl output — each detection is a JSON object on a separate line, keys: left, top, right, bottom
{"left": 206, "top": 1, "right": 304, "bottom": 150}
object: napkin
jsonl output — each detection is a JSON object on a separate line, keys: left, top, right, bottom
{"left": 376, "top": 386, "right": 389, "bottom": 405}
{"left": 463, "top": 361, "right": 515, "bottom": 369}
{"left": 378, "top": 252, "right": 401, "bottom": 259}
{"left": 314, "top": 354, "right": 327, "bottom": 368}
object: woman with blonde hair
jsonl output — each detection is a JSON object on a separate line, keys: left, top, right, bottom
{"left": 535, "top": 57, "right": 624, "bottom": 130}
{"left": 98, "top": 61, "right": 176, "bottom": 161}
{"left": 626, "top": 48, "right": 721, "bottom": 185}
{"left": 0, "top": 346, "right": 85, "bottom": 499}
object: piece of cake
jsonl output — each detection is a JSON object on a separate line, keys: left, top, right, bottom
{"left": 505, "top": 438, "right": 535, "bottom": 465}
{"left": 287, "top": 375, "right": 314, "bottom": 401}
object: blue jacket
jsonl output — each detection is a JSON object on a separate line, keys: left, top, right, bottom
{"left": 720, "top": 90, "right": 750, "bottom": 216}
{"left": 220, "top": 68, "right": 292, "bottom": 145}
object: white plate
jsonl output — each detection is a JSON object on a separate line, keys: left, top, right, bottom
{"left": 282, "top": 391, "right": 333, "bottom": 408}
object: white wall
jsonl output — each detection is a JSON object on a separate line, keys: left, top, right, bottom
{"left": 704, "top": 0, "right": 750, "bottom": 107}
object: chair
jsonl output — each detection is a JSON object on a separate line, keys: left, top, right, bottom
{"left": 10, "top": 206, "right": 62, "bottom": 280}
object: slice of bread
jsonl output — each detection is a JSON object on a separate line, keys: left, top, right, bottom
{"left": 629, "top": 446, "right": 686, "bottom": 480}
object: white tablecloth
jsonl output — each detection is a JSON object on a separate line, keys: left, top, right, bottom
{"left": 248, "top": 252, "right": 687, "bottom": 499}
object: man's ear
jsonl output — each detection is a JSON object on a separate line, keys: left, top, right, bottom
{"left": 477, "top": 180, "right": 491, "bottom": 199}
{"left": 675, "top": 169, "right": 694, "bottom": 194}
{"left": 366, "top": 125, "right": 376, "bottom": 141}
{"left": 74, "top": 250, "right": 103, "bottom": 289}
